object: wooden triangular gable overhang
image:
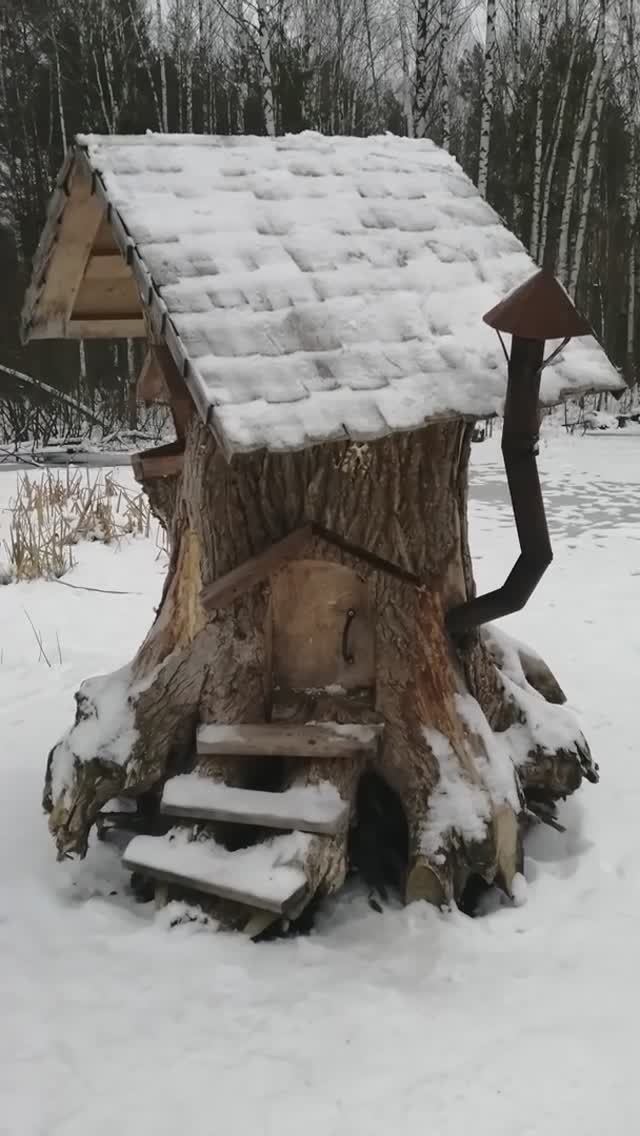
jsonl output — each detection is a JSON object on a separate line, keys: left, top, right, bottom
{"left": 21, "top": 145, "right": 206, "bottom": 481}
{"left": 21, "top": 149, "right": 146, "bottom": 342}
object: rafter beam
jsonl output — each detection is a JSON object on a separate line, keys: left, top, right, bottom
{"left": 66, "top": 317, "right": 147, "bottom": 339}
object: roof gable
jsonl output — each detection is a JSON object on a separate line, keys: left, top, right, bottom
{"left": 21, "top": 132, "right": 623, "bottom": 454}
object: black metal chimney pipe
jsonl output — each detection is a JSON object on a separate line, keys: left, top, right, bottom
{"left": 446, "top": 335, "right": 552, "bottom": 636}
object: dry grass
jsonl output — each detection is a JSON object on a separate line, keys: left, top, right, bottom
{"left": 2, "top": 469, "right": 163, "bottom": 583}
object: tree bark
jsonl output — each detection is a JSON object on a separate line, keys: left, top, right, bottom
{"left": 44, "top": 419, "right": 598, "bottom": 926}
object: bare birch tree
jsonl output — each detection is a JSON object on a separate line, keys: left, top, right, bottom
{"left": 529, "top": 1, "right": 548, "bottom": 258}
{"left": 556, "top": 10, "right": 605, "bottom": 285}
{"left": 568, "top": 16, "right": 607, "bottom": 297}
{"left": 414, "top": 0, "right": 430, "bottom": 139}
{"left": 257, "top": 1, "right": 276, "bottom": 135}
{"left": 477, "top": 0, "right": 497, "bottom": 196}
{"left": 157, "top": 0, "right": 169, "bottom": 130}
{"left": 536, "top": 28, "right": 578, "bottom": 265}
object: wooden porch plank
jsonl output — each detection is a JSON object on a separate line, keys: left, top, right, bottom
{"left": 161, "top": 776, "right": 350, "bottom": 835}
{"left": 123, "top": 833, "right": 308, "bottom": 915}
{"left": 196, "top": 722, "right": 383, "bottom": 758}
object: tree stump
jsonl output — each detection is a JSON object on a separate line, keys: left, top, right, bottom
{"left": 44, "top": 419, "right": 597, "bottom": 925}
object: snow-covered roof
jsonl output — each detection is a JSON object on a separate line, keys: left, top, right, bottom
{"left": 26, "top": 132, "right": 623, "bottom": 454}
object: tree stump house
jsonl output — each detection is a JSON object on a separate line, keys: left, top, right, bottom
{"left": 22, "top": 133, "right": 622, "bottom": 933}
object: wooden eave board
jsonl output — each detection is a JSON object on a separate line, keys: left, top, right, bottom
{"left": 161, "top": 776, "right": 350, "bottom": 835}
{"left": 123, "top": 834, "right": 308, "bottom": 914}
{"left": 196, "top": 722, "right": 384, "bottom": 758}
{"left": 131, "top": 439, "right": 185, "bottom": 482}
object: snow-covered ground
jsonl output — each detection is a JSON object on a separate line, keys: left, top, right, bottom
{"left": 1, "top": 431, "right": 639, "bottom": 1136}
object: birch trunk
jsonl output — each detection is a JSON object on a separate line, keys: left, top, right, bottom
{"left": 257, "top": 1, "right": 276, "bottom": 137}
{"left": 131, "top": 1, "right": 163, "bottom": 131}
{"left": 126, "top": 339, "right": 137, "bottom": 431}
{"left": 538, "top": 37, "right": 577, "bottom": 266}
{"left": 624, "top": 2, "right": 637, "bottom": 383}
{"left": 567, "top": 48, "right": 606, "bottom": 298}
{"left": 363, "top": 0, "right": 381, "bottom": 132}
{"left": 625, "top": 114, "right": 637, "bottom": 377}
{"left": 529, "top": 84, "right": 544, "bottom": 257}
{"left": 529, "top": 4, "right": 547, "bottom": 262}
{"left": 440, "top": 0, "right": 451, "bottom": 151}
{"left": 477, "top": 0, "right": 497, "bottom": 197}
{"left": 413, "top": 0, "right": 430, "bottom": 139}
{"left": 51, "top": 6, "right": 67, "bottom": 152}
{"left": 556, "top": 24, "right": 604, "bottom": 285}
{"left": 156, "top": 0, "right": 169, "bottom": 131}
{"left": 399, "top": 8, "right": 414, "bottom": 138}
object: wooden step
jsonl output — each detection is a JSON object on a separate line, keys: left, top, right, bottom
{"left": 122, "top": 832, "right": 309, "bottom": 915}
{"left": 197, "top": 721, "right": 383, "bottom": 759}
{"left": 161, "top": 775, "right": 349, "bottom": 835}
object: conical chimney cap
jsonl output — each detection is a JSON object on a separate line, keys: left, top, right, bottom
{"left": 483, "top": 269, "right": 592, "bottom": 341}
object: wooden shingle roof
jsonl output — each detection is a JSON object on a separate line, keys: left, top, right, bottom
{"left": 21, "top": 132, "right": 623, "bottom": 454}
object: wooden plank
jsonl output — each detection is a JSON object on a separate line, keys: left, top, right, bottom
{"left": 66, "top": 317, "right": 147, "bottom": 339}
{"left": 71, "top": 275, "right": 142, "bottom": 319}
{"left": 196, "top": 722, "right": 384, "bottom": 758}
{"left": 123, "top": 834, "right": 308, "bottom": 915}
{"left": 132, "top": 440, "right": 184, "bottom": 482}
{"left": 271, "top": 559, "right": 375, "bottom": 692}
{"left": 31, "top": 161, "right": 105, "bottom": 337}
{"left": 83, "top": 253, "right": 131, "bottom": 281}
{"left": 200, "top": 526, "right": 312, "bottom": 611}
{"left": 91, "top": 215, "right": 120, "bottom": 255}
{"left": 161, "top": 776, "right": 350, "bottom": 835}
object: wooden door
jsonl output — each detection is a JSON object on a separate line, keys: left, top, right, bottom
{"left": 269, "top": 559, "right": 375, "bottom": 694}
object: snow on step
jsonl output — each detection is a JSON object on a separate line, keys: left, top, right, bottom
{"left": 161, "top": 775, "right": 349, "bottom": 835}
{"left": 196, "top": 721, "right": 383, "bottom": 758}
{"left": 123, "top": 830, "right": 310, "bottom": 914}
{"left": 100, "top": 797, "right": 137, "bottom": 815}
